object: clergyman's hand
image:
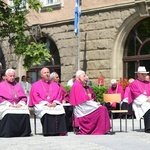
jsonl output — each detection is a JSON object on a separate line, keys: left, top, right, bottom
{"left": 51, "top": 102, "right": 57, "bottom": 107}
{"left": 97, "top": 102, "right": 101, "bottom": 106}
{"left": 9, "top": 104, "right": 22, "bottom": 108}
{"left": 15, "top": 104, "right": 22, "bottom": 108}
{"left": 46, "top": 103, "right": 57, "bottom": 107}
{"left": 9, "top": 104, "right": 16, "bottom": 108}
{"left": 147, "top": 97, "right": 150, "bottom": 102}
{"left": 62, "top": 100, "right": 66, "bottom": 104}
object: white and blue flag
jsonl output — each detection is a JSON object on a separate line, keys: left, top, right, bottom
{"left": 74, "top": 0, "right": 81, "bottom": 36}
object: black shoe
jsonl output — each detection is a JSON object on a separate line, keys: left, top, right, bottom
{"left": 74, "top": 127, "right": 80, "bottom": 132}
{"left": 145, "top": 130, "right": 150, "bottom": 133}
{"left": 105, "top": 131, "right": 115, "bottom": 135}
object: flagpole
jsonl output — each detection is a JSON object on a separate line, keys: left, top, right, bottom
{"left": 74, "top": 0, "right": 81, "bottom": 70}
{"left": 77, "top": 16, "right": 80, "bottom": 70}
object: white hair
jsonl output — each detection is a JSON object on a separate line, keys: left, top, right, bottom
{"left": 110, "top": 79, "right": 117, "bottom": 85}
{"left": 5, "top": 69, "right": 15, "bottom": 76}
{"left": 50, "top": 72, "right": 57, "bottom": 80}
{"left": 128, "top": 78, "right": 135, "bottom": 83}
{"left": 76, "top": 70, "right": 85, "bottom": 78}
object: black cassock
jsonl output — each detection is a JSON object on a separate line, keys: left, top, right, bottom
{"left": 41, "top": 113, "right": 67, "bottom": 136}
{"left": 0, "top": 114, "right": 31, "bottom": 137}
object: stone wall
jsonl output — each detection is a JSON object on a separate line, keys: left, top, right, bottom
{"left": 79, "top": 7, "right": 138, "bottom": 85}
{"left": 26, "top": 0, "right": 134, "bottom": 25}
{"left": 0, "top": 38, "right": 26, "bottom": 77}
{"left": 1, "top": 0, "right": 150, "bottom": 85}
{"left": 41, "top": 5, "right": 139, "bottom": 85}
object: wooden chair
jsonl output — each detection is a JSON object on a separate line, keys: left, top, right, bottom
{"left": 103, "top": 93, "right": 128, "bottom": 132}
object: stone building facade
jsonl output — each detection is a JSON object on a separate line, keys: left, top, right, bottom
{"left": 0, "top": 0, "right": 150, "bottom": 85}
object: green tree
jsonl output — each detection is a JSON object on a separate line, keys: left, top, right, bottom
{"left": 0, "top": 0, "right": 51, "bottom": 70}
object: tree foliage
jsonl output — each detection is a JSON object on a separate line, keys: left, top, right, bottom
{"left": 0, "top": 0, "right": 51, "bottom": 70}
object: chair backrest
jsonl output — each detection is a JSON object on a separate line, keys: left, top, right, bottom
{"left": 103, "top": 93, "right": 121, "bottom": 103}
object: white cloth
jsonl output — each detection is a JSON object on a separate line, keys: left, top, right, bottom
{"left": 74, "top": 100, "right": 100, "bottom": 118}
{"left": 132, "top": 94, "right": 150, "bottom": 120}
{"left": 34, "top": 100, "right": 65, "bottom": 118}
{"left": 20, "top": 81, "right": 31, "bottom": 95}
{"left": 67, "top": 79, "right": 74, "bottom": 87}
{"left": 122, "top": 97, "right": 128, "bottom": 104}
{"left": 0, "top": 101, "right": 30, "bottom": 120}
{"left": 20, "top": 81, "right": 31, "bottom": 105}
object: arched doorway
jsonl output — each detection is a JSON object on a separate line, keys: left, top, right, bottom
{"left": 27, "top": 37, "right": 60, "bottom": 83}
{"left": 123, "top": 18, "right": 150, "bottom": 79}
{"left": 0, "top": 47, "right": 6, "bottom": 79}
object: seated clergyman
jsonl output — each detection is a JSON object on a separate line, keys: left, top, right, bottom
{"left": 0, "top": 69, "right": 31, "bottom": 137}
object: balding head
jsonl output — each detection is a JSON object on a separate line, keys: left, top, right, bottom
{"left": 40, "top": 67, "right": 50, "bottom": 81}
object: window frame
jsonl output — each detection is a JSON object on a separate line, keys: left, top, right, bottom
{"left": 42, "top": 0, "right": 61, "bottom": 7}
{"left": 7, "top": 0, "right": 28, "bottom": 12}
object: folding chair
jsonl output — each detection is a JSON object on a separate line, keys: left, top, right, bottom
{"left": 103, "top": 93, "right": 128, "bottom": 132}
{"left": 131, "top": 110, "right": 143, "bottom": 131}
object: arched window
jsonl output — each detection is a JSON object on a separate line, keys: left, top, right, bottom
{"left": 27, "top": 37, "right": 60, "bottom": 83}
{"left": 123, "top": 18, "right": 150, "bottom": 79}
{"left": 0, "top": 47, "right": 6, "bottom": 75}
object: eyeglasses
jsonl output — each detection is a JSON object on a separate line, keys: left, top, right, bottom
{"left": 141, "top": 73, "right": 147, "bottom": 75}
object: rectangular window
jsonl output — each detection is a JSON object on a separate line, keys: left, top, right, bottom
{"left": 43, "top": 0, "right": 61, "bottom": 7}
{"left": 7, "top": 0, "right": 27, "bottom": 10}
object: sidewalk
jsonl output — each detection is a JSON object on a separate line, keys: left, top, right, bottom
{"left": 0, "top": 118, "right": 150, "bottom": 150}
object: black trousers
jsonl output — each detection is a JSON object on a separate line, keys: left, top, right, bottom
{"left": 0, "top": 114, "right": 31, "bottom": 137}
{"left": 41, "top": 113, "right": 67, "bottom": 136}
{"left": 144, "top": 109, "right": 150, "bottom": 133}
{"left": 64, "top": 106, "right": 73, "bottom": 132}
{"left": 104, "top": 102, "right": 120, "bottom": 118}
{"left": 121, "top": 102, "right": 134, "bottom": 118}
